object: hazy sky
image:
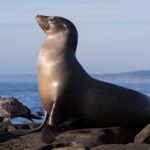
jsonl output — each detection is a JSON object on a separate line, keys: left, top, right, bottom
{"left": 0, "top": 0, "right": 150, "bottom": 74}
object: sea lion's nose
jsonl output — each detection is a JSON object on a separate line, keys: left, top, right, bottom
{"left": 36, "top": 15, "right": 41, "bottom": 18}
{"left": 36, "top": 15, "right": 41, "bottom": 22}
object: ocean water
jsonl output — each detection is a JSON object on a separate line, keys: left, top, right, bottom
{"left": 0, "top": 74, "right": 150, "bottom": 124}
{"left": 0, "top": 75, "right": 42, "bottom": 124}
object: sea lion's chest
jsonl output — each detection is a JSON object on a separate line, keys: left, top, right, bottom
{"left": 37, "top": 51, "right": 69, "bottom": 109}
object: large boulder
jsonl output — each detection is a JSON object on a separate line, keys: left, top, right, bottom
{"left": 49, "top": 127, "right": 141, "bottom": 149}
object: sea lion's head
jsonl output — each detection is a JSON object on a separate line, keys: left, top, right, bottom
{"left": 36, "top": 15, "right": 78, "bottom": 52}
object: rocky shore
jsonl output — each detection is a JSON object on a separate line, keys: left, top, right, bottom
{"left": 0, "top": 123, "right": 150, "bottom": 150}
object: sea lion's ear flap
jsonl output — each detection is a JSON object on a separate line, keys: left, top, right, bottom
{"left": 63, "top": 24, "right": 68, "bottom": 30}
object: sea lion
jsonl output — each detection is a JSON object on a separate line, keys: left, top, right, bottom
{"left": 36, "top": 15, "right": 150, "bottom": 139}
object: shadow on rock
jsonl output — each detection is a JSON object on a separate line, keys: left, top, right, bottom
{"left": 49, "top": 127, "right": 143, "bottom": 149}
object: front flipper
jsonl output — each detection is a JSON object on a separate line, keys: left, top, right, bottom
{"left": 41, "top": 125, "right": 63, "bottom": 143}
{"left": 41, "top": 118, "right": 83, "bottom": 144}
{"left": 41, "top": 101, "right": 82, "bottom": 143}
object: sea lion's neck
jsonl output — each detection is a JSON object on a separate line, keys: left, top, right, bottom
{"left": 40, "top": 36, "right": 76, "bottom": 61}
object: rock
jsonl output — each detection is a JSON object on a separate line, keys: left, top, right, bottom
{"left": 38, "top": 145, "right": 88, "bottom": 150}
{"left": 0, "top": 132, "right": 23, "bottom": 143}
{"left": 49, "top": 127, "right": 141, "bottom": 149}
{"left": 134, "top": 124, "right": 150, "bottom": 143}
{"left": 0, "top": 123, "right": 149, "bottom": 150}
{"left": 36, "top": 108, "right": 44, "bottom": 117}
{"left": 0, "top": 117, "right": 3, "bottom": 122}
{"left": 51, "top": 147, "right": 88, "bottom": 150}
{"left": 0, "top": 122, "right": 41, "bottom": 132}
{"left": 0, "top": 122, "right": 17, "bottom": 132}
{"left": 91, "top": 144, "right": 150, "bottom": 150}
{"left": 0, "top": 132, "right": 47, "bottom": 150}
{"left": 0, "top": 124, "right": 150, "bottom": 150}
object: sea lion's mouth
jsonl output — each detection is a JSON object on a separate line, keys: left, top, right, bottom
{"left": 39, "top": 23, "right": 49, "bottom": 31}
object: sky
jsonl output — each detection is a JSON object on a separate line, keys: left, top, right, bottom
{"left": 0, "top": 0, "right": 150, "bottom": 74}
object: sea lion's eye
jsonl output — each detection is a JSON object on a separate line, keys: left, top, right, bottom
{"left": 49, "top": 18, "right": 54, "bottom": 22}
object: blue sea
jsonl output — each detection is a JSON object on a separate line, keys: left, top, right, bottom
{"left": 0, "top": 74, "right": 150, "bottom": 124}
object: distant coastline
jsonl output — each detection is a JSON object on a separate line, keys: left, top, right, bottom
{"left": 92, "top": 70, "right": 150, "bottom": 81}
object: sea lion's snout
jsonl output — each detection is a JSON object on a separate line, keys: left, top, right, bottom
{"left": 36, "top": 15, "right": 42, "bottom": 23}
{"left": 36, "top": 15, "right": 50, "bottom": 32}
